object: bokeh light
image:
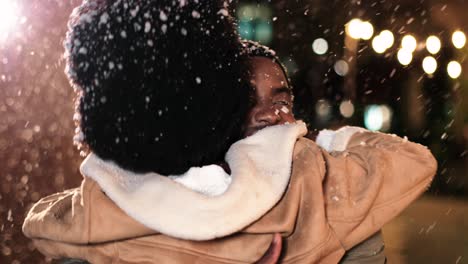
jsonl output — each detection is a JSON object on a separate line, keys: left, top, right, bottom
{"left": 397, "top": 49, "right": 413, "bottom": 65}
{"left": 315, "top": 99, "right": 332, "bottom": 120}
{"left": 364, "top": 105, "right": 393, "bottom": 132}
{"left": 255, "top": 21, "right": 273, "bottom": 44}
{"left": 237, "top": 4, "right": 255, "bottom": 22}
{"left": 0, "top": 0, "right": 21, "bottom": 41}
{"left": 401, "top": 35, "right": 417, "bottom": 52}
{"left": 334, "top": 60, "right": 349, "bottom": 76}
{"left": 426, "top": 35, "right": 441, "bottom": 54}
{"left": 452, "top": 31, "right": 466, "bottom": 49}
{"left": 422, "top": 56, "right": 437, "bottom": 74}
{"left": 339, "top": 101, "right": 355, "bottom": 118}
{"left": 312, "top": 38, "right": 328, "bottom": 55}
{"left": 346, "top": 18, "right": 363, "bottom": 39}
{"left": 346, "top": 19, "right": 373, "bottom": 40}
{"left": 238, "top": 21, "right": 254, "bottom": 39}
{"left": 372, "top": 35, "right": 387, "bottom": 54}
{"left": 447, "top": 61, "right": 462, "bottom": 79}
{"left": 360, "top": 21, "right": 374, "bottom": 40}
{"left": 380, "top": 30, "right": 394, "bottom": 48}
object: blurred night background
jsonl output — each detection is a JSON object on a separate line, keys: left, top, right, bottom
{"left": 0, "top": 0, "right": 467, "bottom": 263}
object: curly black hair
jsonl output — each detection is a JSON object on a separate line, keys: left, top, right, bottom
{"left": 66, "top": 0, "right": 250, "bottom": 175}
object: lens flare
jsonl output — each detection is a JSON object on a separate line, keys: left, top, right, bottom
{"left": 0, "top": 0, "right": 21, "bottom": 41}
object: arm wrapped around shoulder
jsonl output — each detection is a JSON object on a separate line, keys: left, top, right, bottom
{"left": 316, "top": 127, "right": 437, "bottom": 250}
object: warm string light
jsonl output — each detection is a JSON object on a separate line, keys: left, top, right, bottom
{"left": 397, "top": 49, "right": 413, "bottom": 66}
{"left": 317, "top": 20, "right": 464, "bottom": 129}
{"left": 372, "top": 30, "right": 394, "bottom": 54}
{"left": 401, "top": 35, "right": 417, "bottom": 52}
{"left": 426, "top": 36, "right": 441, "bottom": 54}
{"left": 447, "top": 61, "right": 462, "bottom": 79}
{"left": 346, "top": 18, "right": 374, "bottom": 40}
{"left": 452, "top": 31, "right": 466, "bottom": 49}
{"left": 422, "top": 56, "right": 438, "bottom": 74}
{"left": 345, "top": 19, "right": 465, "bottom": 79}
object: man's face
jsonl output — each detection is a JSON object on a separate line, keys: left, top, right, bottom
{"left": 243, "top": 57, "right": 296, "bottom": 137}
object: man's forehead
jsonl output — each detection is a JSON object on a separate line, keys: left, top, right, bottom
{"left": 251, "top": 59, "right": 286, "bottom": 82}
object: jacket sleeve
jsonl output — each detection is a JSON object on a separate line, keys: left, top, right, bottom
{"left": 22, "top": 177, "right": 154, "bottom": 245}
{"left": 316, "top": 127, "right": 437, "bottom": 250}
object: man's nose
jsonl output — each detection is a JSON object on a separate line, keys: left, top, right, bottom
{"left": 254, "top": 107, "right": 281, "bottom": 126}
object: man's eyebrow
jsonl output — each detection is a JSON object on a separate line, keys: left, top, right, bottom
{"left": 272, "top": 86, "right": 292, "bottom": 96}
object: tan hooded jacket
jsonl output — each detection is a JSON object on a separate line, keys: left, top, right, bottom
{"left": 23, "top": 124, "right": 437, "bottom": 263}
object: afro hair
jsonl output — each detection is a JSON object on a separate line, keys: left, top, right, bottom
{"left": 65, "top": 0, "right": 251, "bottom": 175}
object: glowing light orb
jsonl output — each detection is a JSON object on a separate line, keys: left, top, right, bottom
{"left": 379, "top": 30, "right": 394, "bottom": 49}
{"left": 255, "top": 21, "right": 273, "bottom": 44}
{"left": 339, "top": 101, "right": 355, "bottom": 118}
{"left": 372, "top": 35, "right": 387, "bottom": 54}
{"left": 426, "top": 36, "right": 441, "bottom": 54}
{"left": 360, "top": 21, "right": 374, "bottom": 40}
{"left": 422, "top": 56, "right": 437, "bottom": 74}
{"left": 401, "top": 35, "right": 417, "bottom": 52}
{"left": 452, "top": 31, "right": 466, "bottom": 49}
{"left": 334, "top": 60, "right": 349, "bottom": 76}
{"left": 397, "top": 49, "right": 413, "bottom": 66}
{"left": 346, "top": 19, "right": 373, "bottom": 40}
{"left": 312, "top": 38, "right": 328, "bottom": 55}
{"left": 0, "top": 0, "right": 21, "bottom": 41}
{"left": 447, "top": 61, "right": 462, "bottom": 79}
{"left": 346, "top": 18, "right": 363, "bottom": 39}
{"left": 315, "top": 99, "right": 332, "bottom": 120}
{"left": 364, "top": 105, "right": 393, "bottom": 132}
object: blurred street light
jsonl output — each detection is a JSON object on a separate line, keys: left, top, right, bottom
{"left": 334, "top": 60, "right": 349, "bottom": 76}
{"left": 380, "top": 30, "right": 394, "bottom": 48}
{"left": 422, "top": 56, "right": 437, "bottom": 74}
{"left": 364, "top": 105, "right": 393, "bottom": 132}
{"left": 238, "top": 4, "right": 255, "bottom": 22}
{"left": 372, "top": 35, "right": 387, "bottom": 54}
{"left": 452, "top": 31, "right": 466, "bottom": 49}
{"left": 372, "top": 30, "right": 395, "bottom": 54}
{"left": 447, "top": 61, "right": 462, "bottom": 79}
{"left": 339, "top": 101, "right": 355, "bottom": 118}
{"left": 360, "top": 21, "right": 374, "bottom": 40}
{"left": 346, "top": 19, "right": 373, "bottom": 40}
{"left": 346, "top": 18, "right": 363, "bottom": 39}
{"left": 397, "top": 49, "right": 413, "bottom": 65}
{"left": 426, "top": 36, "right": 441, "bottom": 54}
{"left": 401, "top": 35, "right": 417, "bottom": 52}
{"left": 255, "top": 21, "right": 273, "bottom": 44}
{"left": 236, "top": 4, "right": 273, "bottom": 44}
{"left": 315, "top": 99, "right": 332, "bottom": 121}
{"left": 312, "top": 38, "right": 328, "bottom": 55}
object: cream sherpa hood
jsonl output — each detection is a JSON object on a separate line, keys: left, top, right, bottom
{"left": 80, "top": 121, "right": 308, "bottom": 241}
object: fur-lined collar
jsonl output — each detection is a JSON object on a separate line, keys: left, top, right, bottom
{"left": 80, "top": 122, "right": 307, "bottom": 241}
